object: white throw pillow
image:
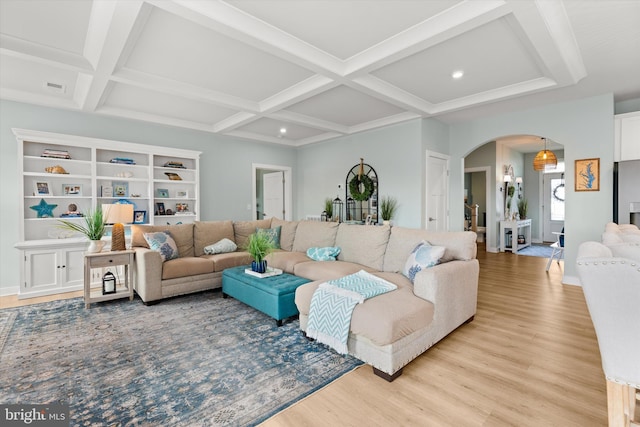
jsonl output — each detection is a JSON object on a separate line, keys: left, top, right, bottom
{"left": 403, "top": 240, "right": 445, "bottom": 283}
{"left": 143, "top": 231, "right": 179, "bottom": 262}
{"left": 204, "top": 238, "right": 237, "bottom": 255}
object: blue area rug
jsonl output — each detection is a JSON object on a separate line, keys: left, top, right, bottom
{"left": 516, "top": 244, "right": 562, "bottom": 259}
{"left": 0, "top": 291, "right": 362, "bottom": 426}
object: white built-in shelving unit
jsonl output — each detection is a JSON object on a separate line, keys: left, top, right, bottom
{"left": 13, "top": 128, "right": 201, "bottom": 299}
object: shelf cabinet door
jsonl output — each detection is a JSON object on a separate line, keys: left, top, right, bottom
{"left": 24, "top": 249, "right": 59, "bottom": 292}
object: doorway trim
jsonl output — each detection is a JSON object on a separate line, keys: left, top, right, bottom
{"left": 464, "top": 166, "right": 493, "bottom": 252}
{"left": 252, "top": 163, "right": 293, "bottom": 221}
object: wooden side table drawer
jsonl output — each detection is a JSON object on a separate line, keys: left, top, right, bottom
{"left": 87, "top": 253, "right": 131, "bottom": 268}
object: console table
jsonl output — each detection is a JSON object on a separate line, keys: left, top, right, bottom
{"left": 500, "top": 219, "right": 532, "bottom": 253}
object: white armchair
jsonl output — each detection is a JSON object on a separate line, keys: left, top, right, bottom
{"left": 577, "top": 241, "right": 640, "bottom": 426}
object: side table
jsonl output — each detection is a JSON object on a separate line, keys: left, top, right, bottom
{"left": 84, "top": 250, "right": 135, "bottom": 308}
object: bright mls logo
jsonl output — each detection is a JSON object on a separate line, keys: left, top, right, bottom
{"left": 1, "top": 404, "right": 68, "bottom": 426}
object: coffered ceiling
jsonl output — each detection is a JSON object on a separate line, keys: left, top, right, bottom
{"left": 1, "top": 0, "right": 639, "bottom": 146}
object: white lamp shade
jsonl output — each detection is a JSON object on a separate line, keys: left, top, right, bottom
{"left": 102, "top": 204, "right": 134, "bottom": 224}
{"left": 515, "top": 177, "right": 523, "bottom": 184}
{"left": 503, "top": 175, "right": 512, "bottom": 183}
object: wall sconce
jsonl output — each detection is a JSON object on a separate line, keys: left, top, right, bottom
{"left": 515, "top": 177, "right": 523, "bottom": 198}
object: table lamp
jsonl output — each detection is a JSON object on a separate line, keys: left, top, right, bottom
{"left": 103, "top": 204, "right": 134, "bottom": 251}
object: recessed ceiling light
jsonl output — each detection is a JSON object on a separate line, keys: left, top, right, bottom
{"left": 279, "top": 127, "right": 287, "bottom": 134}
{"left": 452, "top": 70, "right": 464, "bottom": 79}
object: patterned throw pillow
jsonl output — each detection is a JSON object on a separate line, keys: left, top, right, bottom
{"left": 143, "top": 231, "right": 179, "bottom": 262}
{"left": 306, "top": 246, "right": 341, "bottom": 261}
{"left": 256, "top": 226, "right": 281, "bottom": 249}
{"left": 204, "top": 238, "right": 237, "bottom": 255}
{"left": 403, "top": 240, "right": 445, "bottom": 283}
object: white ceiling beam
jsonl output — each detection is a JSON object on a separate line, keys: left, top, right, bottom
{"left": 0, "top": 34, "right": 92, "bottom": 73}
{"left": 259, "top": 75, "right": 338, "bottom": 114}
{"left": 225, "top": 130, "right": 298, "bottom": 147}
{"left": 295, "top": 132, "right": 346, "bottom": 146}
{"left": 79, "top": 0, "right": 150, "bottom": 112}
{"left": 269, "top": 110, "right": 349, "bottom": 134}
{"left": 97, "top": 105, "right": 216, "bottom": 133}
{"left": 348, "top": 112, "right": 422, "bottom": 135}
{"left": 344, "top": 0, "right": 510, "bottom": 77}
{"left": 213, "top": 112, "right": 259, "bottom": 133}
{"left": 350, "top": 75, "right": 434, "bottom": 115}
{"left": 113, "top": 68, "right": 259, "bottom": 112}
{"left": 0, "top": 87, "right": 80, "bottom": 110}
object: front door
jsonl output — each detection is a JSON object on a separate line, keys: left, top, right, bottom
{"left": 426, "top": 152, "right": 450, "bottom": 231}
{"left": 543, "top": 172, "right": 565, "bottom": 242}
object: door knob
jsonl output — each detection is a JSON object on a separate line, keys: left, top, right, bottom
{"left": 428, "top": 217, "right": 436, "bottom": 222}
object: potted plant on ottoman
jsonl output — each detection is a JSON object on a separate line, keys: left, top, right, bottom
{"left": 246, "top": 230, "right": 275, "bottom": 273}
{"left": 57, "top": 207, "right": 106, "bottom": 253}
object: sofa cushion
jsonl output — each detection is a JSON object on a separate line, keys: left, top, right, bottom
{"left": 295, "top": 272, "right": 434, "bottom": 346}
{"left": 194, "top": 220, "right": 235, "bottom": 256}
{"left": 202, "top": 251, "right": 253, "bottom": 272}
{"left": 162, "top": 257, "right": 214, "bottom": 280}
{"left": 257, "top": 225, "right": 281, "bottom": 249}
{"left": 271, "top": 218, "right": 298, "bottom": 251}
{"left": 383, "top": 227, "right": 476, "bottom": 272}
{"left": 306, "top": 246, "right": 341, "bottom": 261}
{"left": 132, "top": 223, "right": 195, "bottom": 258}
{"left": 293, "top": 260, "right": 373, "bottom": 282}
{"left": 266, "top": 250, "right": 311, "bottom": 274}
{"left": 403, "top": 241, "right": 445, "bottom": 283}
{"left": 335, "top": 223, "right": 390, "bottom": 270}
{"left": 143, "top": 231, "right": 179, "bottom": 262}
{"left": 292, "top": 221, "right": 339, "bottom": 253}
{"left": 234, "top": 219, "right": 272, "bottom": 249}
{"left": 204, "top": 238, "right": 237, "bottom": 255}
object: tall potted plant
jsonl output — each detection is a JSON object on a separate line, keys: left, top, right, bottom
{"left": 380, "top": 196, "right": 398, "bottom": 225}
{"left": 245, "top": 230, "right": 275, "bottom": 273}
{"left": 518, "top": 198, "right": 528, "bottom": 220}
{"left": 57, "top": 207, "right": 106, "bottom": 253}
{"left": 324, "top": 197, "right": 333, "bottom": 220}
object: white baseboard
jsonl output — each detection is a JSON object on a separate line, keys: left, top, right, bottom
{"left": 562, "top": 275, "right": 581, "bottom": 286}
{"left": 0, "top": 285, "right": 20, "bottom": 297}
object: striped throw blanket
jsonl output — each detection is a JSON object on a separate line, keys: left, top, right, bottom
{"left": 306, "top": 270, "right": 397, "bottom": 354}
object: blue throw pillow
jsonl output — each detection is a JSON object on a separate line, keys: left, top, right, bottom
{"left": 403, "top": 241, "right": 445, "bottom": 283}
{"left": 143, "top": 231, "right": 179, "bottom": 262}
{"left": 256, "top": 226, "right": 281, "bottom": 249}
{"left": 307, "top": 246, "right": 341, "bottom": 261}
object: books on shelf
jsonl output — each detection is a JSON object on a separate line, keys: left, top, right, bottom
{"left": 163, "top": 161, "right": 186, "bottom": 169}
{"left": 41, "top": 148, "right": 70, "bottom": 159}
{"left": 110, "top": 157, "right": 136, "bottom": 165}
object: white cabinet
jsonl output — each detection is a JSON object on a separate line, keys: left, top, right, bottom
{"left": 614, "top": 111, "right": 640, "bottom": 161}
{"left": 13, "top": 128, "right": 201, "bottom": 299}
{"left": 16, "top": 241, "right": 87, "bottom": 298}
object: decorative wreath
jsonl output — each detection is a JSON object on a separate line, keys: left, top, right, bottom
{"left": 553, "top": 183, "right": 565, "bottom": 202}
{"left": 349, "top": 174, "right": 375, "bottom": 201}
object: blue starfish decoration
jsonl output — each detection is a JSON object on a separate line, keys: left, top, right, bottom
{"left": 30, "top": 198, "right": 58, "bottom": 218}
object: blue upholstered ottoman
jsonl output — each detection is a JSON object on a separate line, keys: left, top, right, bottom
{"left": 222, "top": 266, "right": 311, "bottom": 326}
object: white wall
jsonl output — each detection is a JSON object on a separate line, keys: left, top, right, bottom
{"left": 0, "top": 100, "right": 296, "bottom": 293}
{"left": 295, "top": 120, "right": 424, "bottom": 227}
{"left": 449, "top": 94, "right": 615, "bottom": 284}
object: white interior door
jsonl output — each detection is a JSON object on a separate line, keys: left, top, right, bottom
{"left": 426, "top": 152, "right": 450, "bottom": 231}
{"left": 542, "top": 172, "right": 565, "bottom": 241}
{"left": 263, "top": 171, "right": 284, "bottom": 219}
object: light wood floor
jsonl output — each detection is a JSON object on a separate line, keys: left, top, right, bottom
{"left": 1, "top": 249, "right": 611, "bottom": 426}
{"left": 262, "top": 249, "right": 609, "bottom": 426}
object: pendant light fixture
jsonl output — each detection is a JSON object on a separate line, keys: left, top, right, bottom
{"left": 533, "top": 137, "right": 557, "bottom": 171}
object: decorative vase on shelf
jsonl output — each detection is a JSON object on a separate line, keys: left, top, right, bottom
{"left": 251, "top": 260, "right": 268, "bottom": 274}
{"left": 87, "top": 240, "right": 106, "bottom": 254}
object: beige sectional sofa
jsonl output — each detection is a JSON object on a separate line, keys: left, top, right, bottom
{"left": 131, "top": 218, "right": 479, "bottom": 380}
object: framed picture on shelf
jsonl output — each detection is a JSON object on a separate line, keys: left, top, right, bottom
{"left": 575, "top": 158, "right": 600, "bottom": 191}
{"left": 33, "top": 181, "right": 52, "bottom": 196}
{"left": 176, "top": 190, "right": 188, "bottom": 198}
{"left": 62, "top": 184, "right": 82, "bottom": 196}
{"left": 133, "top": 210, "right": 147, "bottom": 224}
{"left": 156, "top": 188, "right": 169, "bottom": 198}
{"left": 112, "top": 181, "right": 129, "bottom": 197}
{"left": 155, "top": 202, "right": 165, "bottom": 215}
{"left": 101, "top": 185, "right": 113, "bottom": 197}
